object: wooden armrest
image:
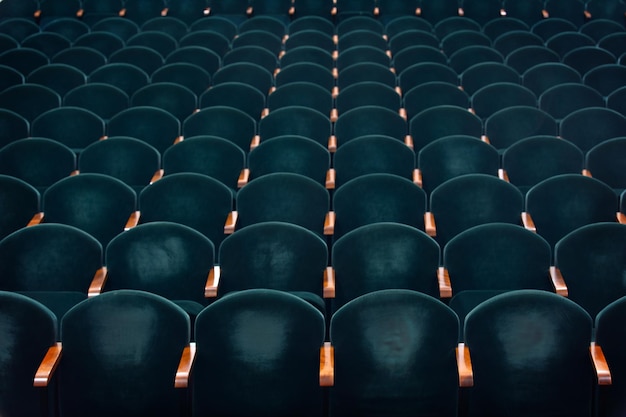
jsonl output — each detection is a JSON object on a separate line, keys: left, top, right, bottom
{"left": 330, "top": 108, "right": 338, "bottom": 123}
{"left": 150, "top": 169, "right": 164, "bottom": 184}
{"left": 76, "top": 8, "right": 84, "bottom": 17}
{"left": 424, "top": 212, "right": 436, "bottom": 237}
{"left": 542, "top": 9, "right": 549, "bottom": 18}
{"left": 70, "top": 170, "right": 80, "bottom": 176}
{"left": 124, "top": 211, "right": 140, "bottom": 231}
{"left": 480, "top": 135, "right": 491, "bottom": 144}
{"left": 34, "top": 9, "right": 41, "bottom": 18}
{"left": 174, "top": 136, "right": 184, "bottom": 144}
{"left": 288, "top": 6, "right": 295, "bottom": 15}
{"left": 500, "top": 8, "right": 507, "bottom": 15}
{"left": 324, "top": 211, "right": 335, "bottom": 235}
{"left": 404, "top": 135, "right": 414, "bottom": 150}
{"left": 261, "top": 107, "right": 269, "bottom": 118}
{"left": 374, "top": 6, "right": 380, "bottom": 15}
{"left": 246, "top": 6, "right": 253, "bottom": 15}
{"left": 326, "top": 169, "right": 336, "bottom": 190}
{"left": 27, "top": 212, "right": 44, "bottom": 227}
{"left": 582, "top": 169, "right": 592, "bottom": 178}
{"left": 331, "top": 6, "right": 337, "bottom": 15}
{"left": 328, "top": 135, "right": 337, "bottom": 153}
{"left": 224, "top": 211, "right": 238, "bottom": 234}
{"left": 415, "top": 7, "right": 422, "bottom": 15}
{"left": 175, "top": 343, "right": 197, "bottom": 388}
{"left": 498, "top": 168, "right": 509, "bottom": 182}
{"left": 319, "top": 342, "right": 334, "bottom": 387}
{"left": 399, "top": 108, "right": 407, "bottom": 121}
{"left": 88, "top": 267, "right": 108, "bottom": 297}
{"left": 161, "top": 7, "right": 168, "bottom": 16}
{"left": 584, "top": 10, "right": 591, "bottom": 18}
{"left": 238, "top": 169, "right": 250, "bottom": 188}
{"left": 34, "top": 342, "right": 62, "bottom": 387}
{"left": 414, "top": 168, "right": 423, "bottom": 187}
{"left": 323, "top": 266, "right": 335, "bottom": 298}
{"left": 395, "top": 86, "right": 402, "bottom": 96}
{"left": 332, "top": 67, "right": 338, "bottom": 79}
{"left": 549, "top": 266, "right": 568, "bottom": 297}
{"left": 521, "top": 212, "right": 536, "bottom": 233}
{"left": 457, "top": 7, "right": 464, "bottom": 15}
{"left": 438, "top": 267, "right": 452, "bottom": 298}
{"left": 118, "top": 8, "right": 126, "bottom": 16}
{"left": 590, "top": 342, "right": 612, "bottom": 386}
{"left": 205, "top": 266, "right": 220, "bottom": 298}
{"left": 250, "top": 135, "right": 260, "bottom": 150}
{"left": 456, "top": 343, "right": 474, "bottom": 387}
{"left": 332, "top": 86, "right": 338, "bottom": 98}
{"left": 617, "top": 212, "right": 626, "bottom": 224}
{"left": 203, "top": 7, "right": 210, "bottom": 15}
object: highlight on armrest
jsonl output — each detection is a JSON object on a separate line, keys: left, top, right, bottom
{"left": 323, "top": 266, "right": 335, "bottom": 298}
{"left": 124, "top": 211, "right": 141, "bottom": 231}
{"left": 590, "top": 342, "right": 612, "bottom": 386}
{"left": 424, "top": 212, "right": 436, "bottom": 237}
{"left": 224, "top": 211, "right": 238, "bottom": 234}
{"left": 328, "top": 135, "right": 337, "bottom": 153}
{"left": 521, "top": 212, "right": 536, "bottom": 233}
{"left": 27, "top": 212, "right": 44, "bottom": 227}
{"left": 250, "top": 135, "right": 260, "bottom": 150}
{"left": 413, "top": 169, "right": 423, "bottom": 188}
{"left": 319, "top": 342, "right": 334, "bottom": 387}
{"left": 326, "top": 169, "right": 336, "bottom": 190}
{"left": 161, "top": 7, "right": 169, "bottom": 16}
{"left": 238, "top": 168, "right": 250, "bottom": 188}
{"left": 438, "top": 267, "right": 452, "bottom": 299}
{"left": 404, "top": 135, "right": 414, "bottom": 150}
{"left": 582, "top": 169, "right": 593, "bottom": 177}
{"left": 88, "top": 266, "right": 108, "bottom": 297}
{"left": 498, "top": 169, "right": 510, "bottom": 182}
{"left": 205, "top": 266, "right": 220, "bottom": 298}
{"left": 175, "top": 342, "right": 197, "bottom": 388}
{"left": 324, "top": 211, "right": 335, "bottom": 235}
{"left": 617, "top": 212, "right": 626, "bottom": 224}
{"left": 456, "top": 343, "right": 474, "bottom": 387}
{"left": 549, "top": 266, "right": 568, "bottom": 297}
{"left": 150, "top": 169, "right": 164, "bottom": 184}
{"left": 34, "top": 342, "right": 62, "bottom": 387}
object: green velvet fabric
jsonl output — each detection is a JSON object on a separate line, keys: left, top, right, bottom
{"left": 42, "top": 19, "right": 88, "bottom": 42}
{"left": 393, "top": 46, "right": 448, "bottom": 75}
{"left": 165, "top": 46, "right": 221, "bottom": 77}
{"left": 0, "top": 137, "right": 75, "bottom": 193}
{"left": 42, "top": 173, "right": 137, "bottom": 247}
{"left": 337, "top": 62, "right": 397, "bottom": 90}
{"left": 291, "top": 0, "right": 336, "bottom": 17}
{"left": 389, "top": 30, "right": 439, "bottom": 56}
{"left": 462, "top": 62, "right": 521, "bottom": 96}
{"left": 582, "top": 0, "right": 626, "bottom": 22}
{"left": 545, "top": 32, "right": 595, "bottom": 58}
{"left": 418, "top": 135, "right": 500, "bottom": 195}
{"left": 554, "top": 223, "right": 626, "bottom": 318}
{"left": 0, "top": 84, "right": 61, "bottom": 123}
{"left": 493, "top": 31, "right": 544, "bottom": 57}
{"left": 586, "top": 137, "right": 626, "bottom": 193}
{"left": 0, "top": 292, "right": 57, "bottom": 417}
{"left": 607, "top": 86, "right": 626, "bottom": 118}
{"left": 599, "top": 33, "right": 626, "bottom": 61}
{"left": 338, "top": 30, "right": 387, "bottom": 52}
{"left": 288, "top": 17, "right": 335, "bottom": 37}
{"left": 127, "top": 31, "right": 179, "bottom": 58}
{"left": 27, "top": 63, "right": 85, "bottom": 97}
{"left": 448, "top": 45, "right": 504, "bottom": 73}
{"left": 336, "top": 46, "right": 390, "bottom": 73}
{"left": 336, "top": 14, "right": 382, "bottom": 33}
{"left": 333, "top": 135, "right": 416, "bottom": 188}
{"left": 0, "top": 109, "right": 29, "bottom": 148}
{"left": 31, "top": 106, "right": 104, "bottom": 151}
{"left": 583, "top": 19, "right": 625, "bottom": 42}
{"left": 0, "top": 175, "right": 40, "bottom": 240}
{"left": 108, "top": 105, "right": 180, "bottom": 154}
{"left": 63, "top": 82, "right": 129, "bottom": 121}
{"left": 482, "top": 17, "right": 529, "bottom": 40}
{"left": 212, "top": 62, "right": 274, "bottom": 95}
{"left": 138, "top": 172, "right": 233, "bottom": 247}
{"left": 531, "top": 19, "right": 577, "bottom": 42}
{"left": 332, "top": 173, "right": 427, "bottom": 241}
{"left": 397, "top": 62, "right": 457, "bottom": 95}
{"left": 335, "top": 105, "right": 407, "bottom": 146}
{"left": 239, "top": 16, "right": 286, "bottom": 38}
{"left": 448, "top": 289, "right": 507, "bottom": 332}
{"left": 441, "top": 30, "right": 491, "bottom": 57}
{"left": 163, "top": 135, "right": 246, "bottom": 191}
{"left": 52, "top": 46, "right": 108, "bottom": 75}
{"left": 91, "top": 17, "right": 139, "bottom": 41}
{"left": 259, "top": 106, "right": 332, "bottom": 147}
{"left": 502, "top": 135, "right": 584, "bottom": 195}
{"left": 484, "top": 105, "right": 557, "bottom": 150}
{"left": 183, "top": 106, "right": 257, "bottom": 152}
{"left": 199, "top": 81, "right": 265, "bottom": 120}
{"left": 332, "top": 223, "right": 440, "bottom": 312}
{"left": 429, "top": 173, "right": 524, "bottom": 246}
{"left": 118, "top": 0, "right": 166, "bottom": 25}
{"left": 434, "top": 16, "right": 482, "bottom": 40}
{"left": 0, "top": 48, "right": 48, "bottom": 79}
{"left": 526, "top": 174, "right": 617, "bottom": 249}
{"left": 506, "top": 46, "right": 560, "bottom": 74}
{"left": 152, "top": 63, "right": 212, "bottom": 97}
{"left": 193, "top": 289, "right": 326, "bottom": 417}
{"left": 232, "top": 30, "right": 283, "bottom": 57}
{"left": 563, "top": 47, "right": 615, "bottom": 79}
{"left": 463, "top": 290, "right": 594, "bottom": 417}
{"left": 89, "top": 63, "right": 149, "bottom": 96}
{"left": 472, "top": 83, "right": 538, "bottom": 120}
{"left": 236, "top": 172, "right": 330, "bottom": 236}
{"left": 404, "top": 81, "right": 470, "bottom": 120}
{"left": 130, "top": 82, "right": 197, "bottom": 122}
{"left": 59, "top": 290, "right": 190, "bottom": 417}
{"left": 595, "top": 296, "right": 626, "bottom": 417}
{"left": 329, "top": 289, "right": 459, "bottom": 417}
{"left": 410, "top": 105, "right": 483, "bottom": 153}
{"left": 280, "top": 46, "right": 334, "bottom": 69}
{"left": 267, "top": 82, "right": 333, "bottom": 116}
{"left": 275, "top": 62, "right": 334, "bottom": 91}
{"left": 141, "top": 17, "right": 188, "bottom": 39}
{"left": 188, "top": 16, "right": 237, "bottom": 39}
{"left": 79, "top": 136, "right": 161, "bottom": 193}
{"left": 560, "top": 107, "right": 626, "bottom": 153}
{"left": 336, "top": 82, "right": 401, "bottom": 115}
{"left": 180, "top": 30, "right": 230, "bottom": 57}
{"left": 248, "top": 135, "right": 331, "bottom": 186}
{"left": 522, "top": 62, "right": 581, "bottom": 96}
{"left": 223, "top": 46, "right": 279, "bottom": 76}
{"left": 539, "top": 83, "right": 606, "bottom": 122}
{"left": 284, "top": 31, "right": 335, "bottom": 54}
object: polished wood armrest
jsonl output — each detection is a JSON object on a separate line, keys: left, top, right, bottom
{"left": 76, "top": 8, "right": 84, "bottom": 17}
{"left": 480, "top": 135, "right": 491, "bottom": 144}
{"left": 324, "top": 211, "right": 335, "bottom": 235}
{"left": 205, "top": 266, "right": 220, "bottom": 298}
{"left": 332, "top": 67, "right": 338, "bottom": 79}
{"left": 399, "top": 108, "right": 407, "bottom": 121}
{"left": 500, "top": 8, "right": 507, "bottom": 15}
{"left": 549, "top": 266, "right": 569, "bottom": 297}
{"left": 238, "top": 169, "right": 250, "bottom": 188}
{"left": 27, "top": 212, "right": 44, "bottom": 227}
{"left": 438, "top": 267, "right": 452, "bottom": 299}
{"left": 150, "top": 169, "right": 164, "bottom": 184}
{"left": 288, "top": 6, "right": 295, "bottom": 15}
{"left": 424, "top": 212, "right": 436, "bottom": 237}
{"left": 175, "top": 343, "right": 197, "bottom": 388}
{"left": 203, "top": 7, "right": 210, "bottom": 15}
{"left": 414, "top": 169, "right": 423, "bottom": 188}
{"left": 457, "top": 7, "right": 464, "bottom": 15}
{"left": 224, "top": 211, "right": 238, "bottom": 234}
{"left": 320, "top": 342, "right": 334, "bottom": 387}
{"left": 261, "top": 107, "right": 270, "bottom": 118}
{"left": 330, "top": 108, "right": 338, "bottom": 123}
{"left": 328, "top": 135, "right": 337, "bottom": 153}
{"left": 246, "top": 6, "right": 253, "bottom": 15}
{"left": 456, "top": 343, "right": 474, "bottom": 387}
{"left": 250, "top": 135, "right": 260, "bottom": 150}
{"left": 404, "top": 135, "right": 414, "bottom": 150}
{"left": 331, "top": 6, "right": 337, "bottom": 16}
{"left": 34, "top": 9, "right": 42, "bottom": 18}
{"left": 582, "top": 169, "right": 592, "bottom": 177}
{"left": 617, "top": 212, "right": 626, "bottom": 224}
{"left": 174, "top": 136, "right": 184, "bottom": 145}
{"left": 70, "top": 170, "right": 80, "bottom": 176}
{"left": 590, "top": 342, "right": 612, "bottom": 386}
{"left": 332, "top": 85, "right": 338, "bottom": 98}
{"left": 161, "top": 7, "right": 168, "bottom": 16}
{"left": 395, "top": 85, "right": 402, "bottom": 95}
{"left": 34, "top": 342, "right": 62, "bottom": 387}
{"left": 326, "top": 169, "right": 336, "bottom": 190}
{"left": 521, "top": 212, "right": 536, "bottom": 233}
{"left": 323, "top": 266, "right": 335, "bottom": 298}
{"left": 584, "top": 10, "right": 592, "bottom": 18}
{"left": 88, "top": 267, "right": 108, "bottom": 297}
{"left": 498, "top": 169, "right": 510, "bottom": 182}
{"left": 124, "top": 211, "right": 140, "bottom": 231}
{"left": 542, "top": 9, "right": 549, "bottom": 18}
{"left": 118, "top": 7, "right": 126, "bottom": 16}
{"left": 374, "top": 6, "right": 380, "bottom": 15}
{"left": 415, "top": 7, "right": 422, "bottom": 15}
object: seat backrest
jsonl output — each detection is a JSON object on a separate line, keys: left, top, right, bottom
{"left": 108, "top": 105, "right": 181, "bottom": 154}
{"left": 31, "top": 106, "right": 105, "bottom": 151}
{"left": 183, "top": 106, "right": 256, "bottom": 151}
{"left": 335, "top": 105, "right": 407, "bottom": 146}
{"left": 560, "top": 107, "right": 626, "bottom": 153}
{"left": 0, "top": 175, "right": 40, "bottom": 240}
{"left": 259, "top": 105, "right": 332, "bottom": 147}
{"left": 410, "top": 105, "right": 483, "bottom": 153}
{"left": 484, "top": 105, "right": 557, "bottom": 150}
{"left": 585, "top": 137, "right": 626, "bottom": 191}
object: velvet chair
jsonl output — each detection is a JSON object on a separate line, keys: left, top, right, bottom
{"left": 0, "top": 223, "right": 103, "bottom": 320}
{"left": 378, "top": 2, "right": 424, "bottom": 24}
{"left": 63, "top": 83, "right": 129, "bottom": 122}
{"left": 200, "top": 82, "right": 266, "bottom": 120}
{"left": 0, "top": 84, "right": 60, "bottom": 123}
{"left": 435, "top": 16, "right": 482, "bottom": 39}
{"left": 522, "top": 62, "right": 582, "bottom": 96}
{"left": 138, "top": 172, "right": 233, "bottom": 248}
{"left": 212, "top": 62, "right": 274, "bottom": 96}
{"left": 288, "top": 16, "right": 335, "bottom": 36}
{"left": 530, "top": 18, "right": 577, "bottom": 41}
{"left": 239, "top": 15, "right": 287, "bottom": 37}
{"left": 581, "top": 19, "right": 624, "bottom": 41}
{"left": 88, "top": 62, "right": 150, "bottom": 97}
{"left": 119, "top": 0, "right": 166, "bottom": 24}
{"left": 37, "top": 290, "right": 193, "bottom": 417}
{"left": 418, "top": 0, "right": 462, "bottom": 23}
{"left": 0, "top": 291, "right": 57, "bottom": 417}
{"left": 583, "top": 64, "right": 626, "bottom": 98}
{"left": 471, "top": 83, "right": 538, "bottom": 120}
{"left": 267, "top": 82, "right": 334, "bottom": 119}
{"left": 52, "top": 46, "right": 107, "bottom": 75}
{"left": 232, "top": 30, "right": 283, "bottom": 57}
{"left": 461, "top": 290, "right": 598, "bottom": 417}
{"left": 542, "top": 0, "right": 587, "bottom": 26}
{"left": 584, "top": 0, "right": 626, "bottom": 22}
{"left": 275, "top": 62, "right": 335, "bottom": 93}
{"left": 0, "top": 175, "right": 40, "bottom": 240}
{"left": 162, "top": 0, "right": 209, "bottom": 24}
{"left": 461, "top": 0, "right": 503, "bottom": 24}
{"left": 560, "top": 107, "right": 626, "bottom": 153}
{"left": 192, "top": 289, "right": 326, "bottom": 417}
{"left": 292, "top": 0, "right": 337, "bottom": 18}
{"left": 448, "top": 45, "right": 504, "bottom": 74}
{"left": 585, "top": 137, "right": 626, "bottom": 194}
{"left": 127, "top": 30, "right": 179, "bottom": 58}
{"left": 546, "top": 31, "right": 595, "bottom": 59}
{"left": 505, "top": 45, "right": 560, "bottom": 74}
{"left": 482, "top": 17, "right": 530, "bottom": 40}
{"left": 563, "top": 46, "right": 616, "bottom": 77}
{"left": 105, "top": 46, "right": 163, "bottom": 74}
{"left": 0, "top": 48, "right": 49, "bottom": 78}
{"left": 108, "top": 106, "right": 181, "bottom": 154}
{"left": 31, "top": 106, "right": 104, "bottom": 152}
{"left": 183, "top": 106, "right": 257, "bottom": 152}
{"left": 336, "top": 46, "right": 391, "bottom": 73}
{"left": 0, "top": 109, "right": 29, "bottom": 149}
{"left": 331, "top": 223, "right": 441, "bottom": 313}
{"left": 441, "top": 30, "right": 492, "bottom": 57}
{"left": 389, "top": 30, "right": 439, "bottom": 56}
{"left": 179, "top": 30, "right": 231, "bottom": 57}
{"left": 152, "top": 63, "right": 212, "bottom": 97}
{"left": 553, "top": 222, "right": 626, "bottom": 318}
{"left": 337, "top": 62, "right": 397, "bottom": 91}
{"left": 189, "top": 16, "right": 238, "bottom": 40}
{"left": 539, "top": 83, "right": 605, "bottom": 122}
{"left": 598, "top": 33, "right": 626, "bottom": 62}
{"left": 392, "top": 46, "right": 448, "bottom": 75}
{"left": 493, "top": 30, "right": 544, "bottom": 56}
{"left": 26, "top": 64, "right": 85, "bottom": 97}
{"left": 280, "top": 45, "right": 334, "bottom": 70}
{"left": 0, "top": 64, "right": 23, "bottom": 93}
{"left": 90, "top": 16, "right": 138, "bottom": 40}
{"left": 335, "top": 105, "right": 408, "bottom": 150}
{"left": 328, "top": 289, "right": 460, "bottom": 417}
{"left": 164, "top": 46, "right": 221, "bottom": 77}
{"left": 483, "top": 105, "right": 557, "bottom": 151}
{"left": 21, "top": 32, "right": 71, "bottom": 59}
{"left": 409, "top": 105, "right": 483, "bottom": 153}
{"left": 223, "top": 45, "right": 279, "bottom": 74}
{"left": 284, "top": 30, "right": 335, "bottom": 55}
{"left": 259, "top": 105, "right": 332, "bottom": 149}
{"left": 337, "top": 30, "right": 388, "bottom": 54}
{"left": 460, "top": 62, "right": 520, "bottom": 96}
{"left": 335, "top": 82, "right": 403, "bottom": 118}
{"left": 131, "top": 82, "right": 198, "bottom": 122}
